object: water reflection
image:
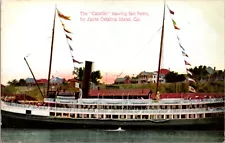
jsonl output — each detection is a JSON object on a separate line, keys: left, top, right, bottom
{"left": 1, "top": 128, "right": 224, "bottom": 143}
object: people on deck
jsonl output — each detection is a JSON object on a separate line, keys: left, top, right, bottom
{"left": 79, "top": 88, "right": 82, "bottom": 99}
{"left": 156, "top": 91, "right": 161, "bottom": 100}
{"left": 148, "top": 89, "right": 153, "bottom": 99}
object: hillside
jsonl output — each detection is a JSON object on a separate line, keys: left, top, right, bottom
{"left": 3, "top": 81, "right": 224, "bottom": 101}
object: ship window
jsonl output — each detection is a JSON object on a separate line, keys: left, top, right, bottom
{"left": 120, "top": 115, "right": 125, "bottom": 119}
{"left": 166, "top": 115, "right": 169, "bottom": 119}
{"left": 26, "top": 110, "right": 31, "bottom": 115}
{"left": 142, "top": 115, "right": 148, "bottom": 119}
{"left": 70, "top": 113, "right": 75, "bottom": 118}
{"left": 129, "top": 106, "right": 134, "bottom": 110}
{"left": 136, "top": 115, "right": 141, "bottom": 119}
{"left": 157, "top": 115, "right": 161, "bottom": 119}
{"left": 84, "top": 114, "right": 88, "bottom": 118}
{"left": 112, "top": 115, "right": 118, "bottom": 119}
{"left": 77, "top": 114, "right": 82, "bottom": 118}
{"left": 90, "top": 114, "right": 95, "bottom": 118}
{"left": 106, "top": 115, "right": 111, "bottom": 118}
{"left": 98, "top": 114, "right": 103, "bottom": 118}
{"left": 50, "top": 112, "right": 55, "bottom": 116}
{"left": 150, "top": 115, "right": 154, "bottom": 119}
{"left": 173, "top": 115, "right": 176, "bottom": 119}
{"left": 189, "top": 114, "right": 194, "bottom": 118}
{"left": 181, "top": 114, "right": 185, "bottom": 119}
{"left": 131, "top": 115, "right": 134, "bottom": 119}
{"left": 63, "top": 113, "right": 69, "bottom": 117}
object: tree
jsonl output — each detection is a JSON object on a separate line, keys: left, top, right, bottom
{"left": 165, "top": 72, "right": 178, "bottom": 83}
{"left": 91, "top": 70, "right": 102, "bottom": 85}
{"left": 77, "top": 67, "right": 84, "bottom": 81}
{"left": 176, "top": 74, "right": 186, "bottom": 82}
{"left": 8, "top": 79, "right": 19, "bottom": 86}
{"left": 77, "top": 67, "right": 102, "bottom": 85}
{"left": 188, "top": 65, "right": 210, "bottom": 82}
{"left": 165, "top": 71, "right": 186, "bottom": 83}
{"left": 124, "top": 75, "right": 130, "bottom": 80}
{"left": 7, "top": 81, "right": 12, "bottom": 85}
{"left": 18, "top": 79, "right": 26, "bottom": 86}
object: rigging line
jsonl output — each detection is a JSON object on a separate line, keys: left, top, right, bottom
{"left": 166, "top": 5, "right": 190, "bottom": 72}
{"left": 116, "top": 26, "right": 162, "bottom": 79}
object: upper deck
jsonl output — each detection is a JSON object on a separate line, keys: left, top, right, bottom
{"left": 44, "top": 97, "right": 224, "bottom": 106}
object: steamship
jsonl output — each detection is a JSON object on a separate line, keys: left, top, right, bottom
{"left": 1, "top": 4, "right": 224, "bottom": 129}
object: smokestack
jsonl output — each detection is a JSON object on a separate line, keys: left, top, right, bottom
{"left": 214, "top": 67, "right": 216, "bottom": 71}
{"left": 82, "top": 61, "right": 93, "bottom": 98}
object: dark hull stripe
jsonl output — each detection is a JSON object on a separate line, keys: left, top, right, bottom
{"left": 1, "top": 110, "right": 224, "bottom": 130}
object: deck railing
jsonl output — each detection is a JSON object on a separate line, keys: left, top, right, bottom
{"left": 3, "top": 101, "right": 224, "bottom": 114}
{"left": 43, "top": 98, "right": 224, "bottom": 105}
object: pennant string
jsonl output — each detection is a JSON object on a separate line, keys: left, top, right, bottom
{"left": 58, "top": 18, "right": 81, "bottom": 77}
{"left": 167, "top": 4, "right": 196, "bottom": 88}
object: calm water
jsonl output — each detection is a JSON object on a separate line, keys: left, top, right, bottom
{"left": 1, "top": 128, "right": 224, "bottom": 143}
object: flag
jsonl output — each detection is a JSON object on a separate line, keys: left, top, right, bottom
{"left": 169, "top": 9, "right": 174, "bottom": 15}
{"left": 174, "top": 25, "right": 180, "bottom": 30}
{"left": 64, "top": 28, "right": 72, "bottom": 34}
{"left": 189, "top": 86, "right": 196, "bottom": 93}
{"left": 61, "top": 21, "right": 65, "bottom": 28}
{"left": 187, "top": 77, "right": 196, "bottom": 83}
{"left": 182, "top": 51, "right": 188, "bottom": 57}
{"left": 172, "top": 19, "right": 176, "bottom": 26}
{"left": 186, "top": 69, "right": 192, "bottom": 76}
{"left": 184, "top": 60, "right": 191, "bottom": 66}
{"left": 57, "top": 9, "right": 71, "bottom": 20}
{"left": 179, "top": 43, "right": 185, "bottom": 51}
{"left": 61, "top": 21, "right": 73, "bottom": 34}
{"left": 167, "top": 5, "right": 174, "bottom": 15}
{"left": 69, "top": 44, "right": 73, "bottom": 51}
{"left": 66, "top": 34, "right": 72, "bottom": 40}
{"left": 73, "top": 59, "right": 82, "bottom": 64}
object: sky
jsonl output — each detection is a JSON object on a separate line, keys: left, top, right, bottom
{"left": 1, "top": 0, "right": 224, "bottom": 85}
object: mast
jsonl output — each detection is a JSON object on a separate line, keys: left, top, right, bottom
{"left": 155, "top": 0, "right": 166, "bottom": 95}
{"left": 24, "top": 57, "right": 44, "bottom": 98}
{"left": 47, "top": 5, "right": 57, "bottom": 98}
